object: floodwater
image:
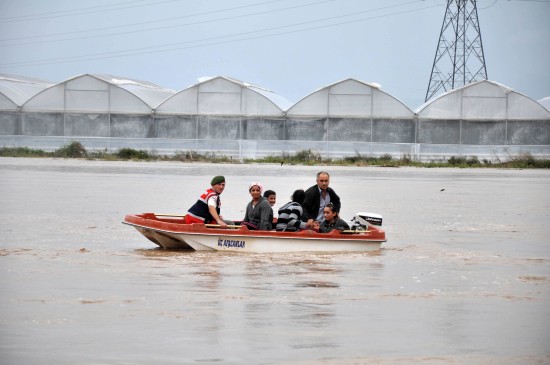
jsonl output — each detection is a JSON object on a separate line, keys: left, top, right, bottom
{"left": 1, "top": 157, "right": 549, "bottom": 365}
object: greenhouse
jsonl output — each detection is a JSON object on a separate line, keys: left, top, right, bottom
{"left": 285, "top": 78, "right": 415, "bottom": 158}
{"left": 417, "top": 80, "right": 550, "bottom": 160}
{"left": 152, "top": 76, "right": 290, "bottom": 155}
{"left": 0, "top": 74, "right": 549, "bottom": 160}
{"left": 0, "top": 74, "right": 54, "bottom": 135}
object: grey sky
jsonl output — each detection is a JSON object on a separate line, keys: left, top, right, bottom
{"left": 1, "top": 0, "right": 549, "bottom": 109}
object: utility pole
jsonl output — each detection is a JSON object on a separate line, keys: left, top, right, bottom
{"left": 425, "top": 0, "right": 488, "bottom": 102}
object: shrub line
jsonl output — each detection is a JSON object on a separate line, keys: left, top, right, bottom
{"left": 1, "top": 142, "right": 549, "bottom": 168}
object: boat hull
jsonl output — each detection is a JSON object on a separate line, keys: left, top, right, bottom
{"left": 124, "top": 213, "right": 386, "bottom": 253}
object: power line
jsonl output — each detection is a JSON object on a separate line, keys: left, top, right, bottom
{"left": 0, "top": 0, "right": 187, "bottom": 23}
{"left": 0, "top": 3, "right": 438, "bottom": 68}
{"left": 0, "top": 0, "right": 332, "bottom": 46}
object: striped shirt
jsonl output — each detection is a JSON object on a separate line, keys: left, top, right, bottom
{"left": 276, "top": 202, "right": 307, "bottom": 231}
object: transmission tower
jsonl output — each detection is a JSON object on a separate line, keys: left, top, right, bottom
{"left": 425, "top": 0, "right": 488, "bottom": 102}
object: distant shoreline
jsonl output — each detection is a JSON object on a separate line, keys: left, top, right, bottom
{"left": 1, "top": 142, "right": 549, "bottom": 169}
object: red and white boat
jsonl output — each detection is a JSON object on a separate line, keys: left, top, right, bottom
{"left": 123, "top": 212, "right": 386, "bottom": 253}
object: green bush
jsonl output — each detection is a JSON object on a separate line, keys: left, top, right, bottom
{"left": 0, "top": 146, "right": 47, "bottom": 157}
{"left": 504, "top": 152, "right": 550, "bottom": 168}
{"left": 1, "top": 144, "right": 550, "bottom": 168}
{"left": 53, "top": 141, "right": 87, "bottom": 158}
{"left": 293, "top": 149, "right": 322, "bottom": 163}
{"left": 117, "top": 148, "right": 151, "bottom": 160}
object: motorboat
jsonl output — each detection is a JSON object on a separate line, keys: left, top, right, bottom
{"left": 123, "top": 212, "right": 386, "bottom": 253}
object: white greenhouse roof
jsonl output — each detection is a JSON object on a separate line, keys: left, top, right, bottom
{"left": 286, "top": 78, "right": 414, "bottom": 118}
{"left": 0, "top": 74, "right": 54, "bottom": 110}
{"left": 22, "top": 74, "right": 176, "bottom": 113}
{"left": 156, "top": 76, "right": 290, "bottom": 116}
{"left": 538, "top": 97, "right": 550, "bottom": 111}
{"left": 417, "top": 80, "right": 550, "bottom": 120}
{"left": 92, "top": 74, "right": 176, "bottom": 108}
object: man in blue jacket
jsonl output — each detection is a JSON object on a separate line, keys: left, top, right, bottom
{"left": 302, "top": 171, "right": 341, "bottom": 225}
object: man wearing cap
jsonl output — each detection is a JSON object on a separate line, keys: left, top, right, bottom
{"left": 185, "top": 175, "right": 229, "bottom": 228}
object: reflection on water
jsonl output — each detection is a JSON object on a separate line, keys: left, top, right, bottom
{"left": 0, "top": 158, "right": 549, "bottom": 364}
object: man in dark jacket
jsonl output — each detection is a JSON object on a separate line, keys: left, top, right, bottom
{"left": 302, "top": 171, "right": 341, "bottom": 224}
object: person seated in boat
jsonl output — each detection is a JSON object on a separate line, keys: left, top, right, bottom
{"left": 242, "top": 182, "right": 273, "bottom": 230}
{"left": 263, "top": 189, "right": 277, "bottom": 228}
{"left": 302, "top": 171, "right": 341, "bottom": 226}
{"left": 263, "top": 190, "right": 276, "bottom": 207}
{"left": 319, "top": 203, "right": 349, "bottom": 233}
{"left": 185, "top": 175, "right": 232, "bottom": 228}
{"left": 276, "top": 189, "right": 313, "bottom": 232}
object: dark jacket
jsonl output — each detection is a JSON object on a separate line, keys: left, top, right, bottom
{"left": 319, "top": 218, "right": 349, "bottom": 233}
{"left": 301, "top": 185, "right": 341, "bottom": 222}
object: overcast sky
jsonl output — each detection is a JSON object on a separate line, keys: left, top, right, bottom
{"left": 1, "top": 0, "right": 549, "bottom": 109}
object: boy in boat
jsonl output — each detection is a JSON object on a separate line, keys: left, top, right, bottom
{"left": 185, "top": 175, "right": 231, "bottom": 228}
{"left": 276, "top": 189, "right": 313, "bottom": 232}
{"left": 263, "top": 190, "right": 276, "bottom": 207}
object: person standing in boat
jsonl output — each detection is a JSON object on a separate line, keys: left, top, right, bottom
{"left": 185, "top": 175, "right": 230, "bottom": 228}
{"left": 276, "top": 189, "right": 311, "bottom": 232}
{"left": 319, "top": 203, "right": 349, "bottom": 233}
{"left": 242, "top": 182, "right": 273, "bottom": 230}
{"left": 302, "top": 171, "right": 341, "bottom": 225}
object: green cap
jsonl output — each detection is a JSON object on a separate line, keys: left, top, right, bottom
{"left": 211, "top": 175, "right": 225, "bottom": 185}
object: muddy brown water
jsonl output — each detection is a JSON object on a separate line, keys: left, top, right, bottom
{"left": 1, "top": 157, "right": 549, "bottom": 365}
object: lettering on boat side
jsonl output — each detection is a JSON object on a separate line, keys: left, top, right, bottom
{"left": 217, "top": 237, "right": 246, "bottom": 248}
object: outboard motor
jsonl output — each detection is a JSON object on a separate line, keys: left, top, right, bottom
{"left": 350, "top": 212, "right": 383, "bottom": 231}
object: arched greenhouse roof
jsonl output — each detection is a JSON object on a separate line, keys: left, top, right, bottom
{"left": 156, "top": 76, "right": 290, "bottom": 116}
{"left": 286, "top": 78, "right": 414, "bottom": 118}
{"left": 538, "top": 97, "right": 550, "bottom": 111}
{"left": 0, "top": 74, "right": 54, "bottom": 111}
{"left": 416, "top": 80, "right": 550, "bottom": 120}
{"left": 92, "top": 74, "right": 176, "bottom": 108}
{"left": 22, "top": 74, "right": 175, "bottom": 113}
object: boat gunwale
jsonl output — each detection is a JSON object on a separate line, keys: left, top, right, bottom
{"left": 123, "top": 215, "right": 386, "bottom": 243}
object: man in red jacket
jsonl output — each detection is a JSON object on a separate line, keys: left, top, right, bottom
{"left": 185, "top": 175, "right": 228, "bottom": 228}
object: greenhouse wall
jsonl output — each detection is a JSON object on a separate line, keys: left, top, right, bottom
{"left": 0, "top": 113, "right": 19, "bottom": 135}
{"left": 2, "top": 98, "right": 550, "bottom": 160}
{"left": 241, "top": 117, "right": 285, "bottom": 140}
{"left": 507, "top": 120, "right": 550, "bottom": 145}
{"left": 2, "top": 112, "right": 549, "bottom": 161}
{"left": 21, "top": 112, "right": 64, "bottom": 136}
{"left": 110, "top": 114, "right": 154, "bottom": 138}
{"left": 417, "top": 119, "right": 461, "bottom": 144}
{"left": 155, "top": 115, "right": 198, "bottom": 139}
{"left": 461, "top": 120, "right": 507, "bottom": 145}
{"left": 65, "top": 113, "right": 110, "bottom": 137}
{"left": 327, "top": 118, "right": 371, "bottom": 142}
{"left": 372, "top": 119, "right": 416, "bottom": 143}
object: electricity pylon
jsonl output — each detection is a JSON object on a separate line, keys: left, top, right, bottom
{"left": 425, "top": 0, "right": 488, "bottom": 102}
